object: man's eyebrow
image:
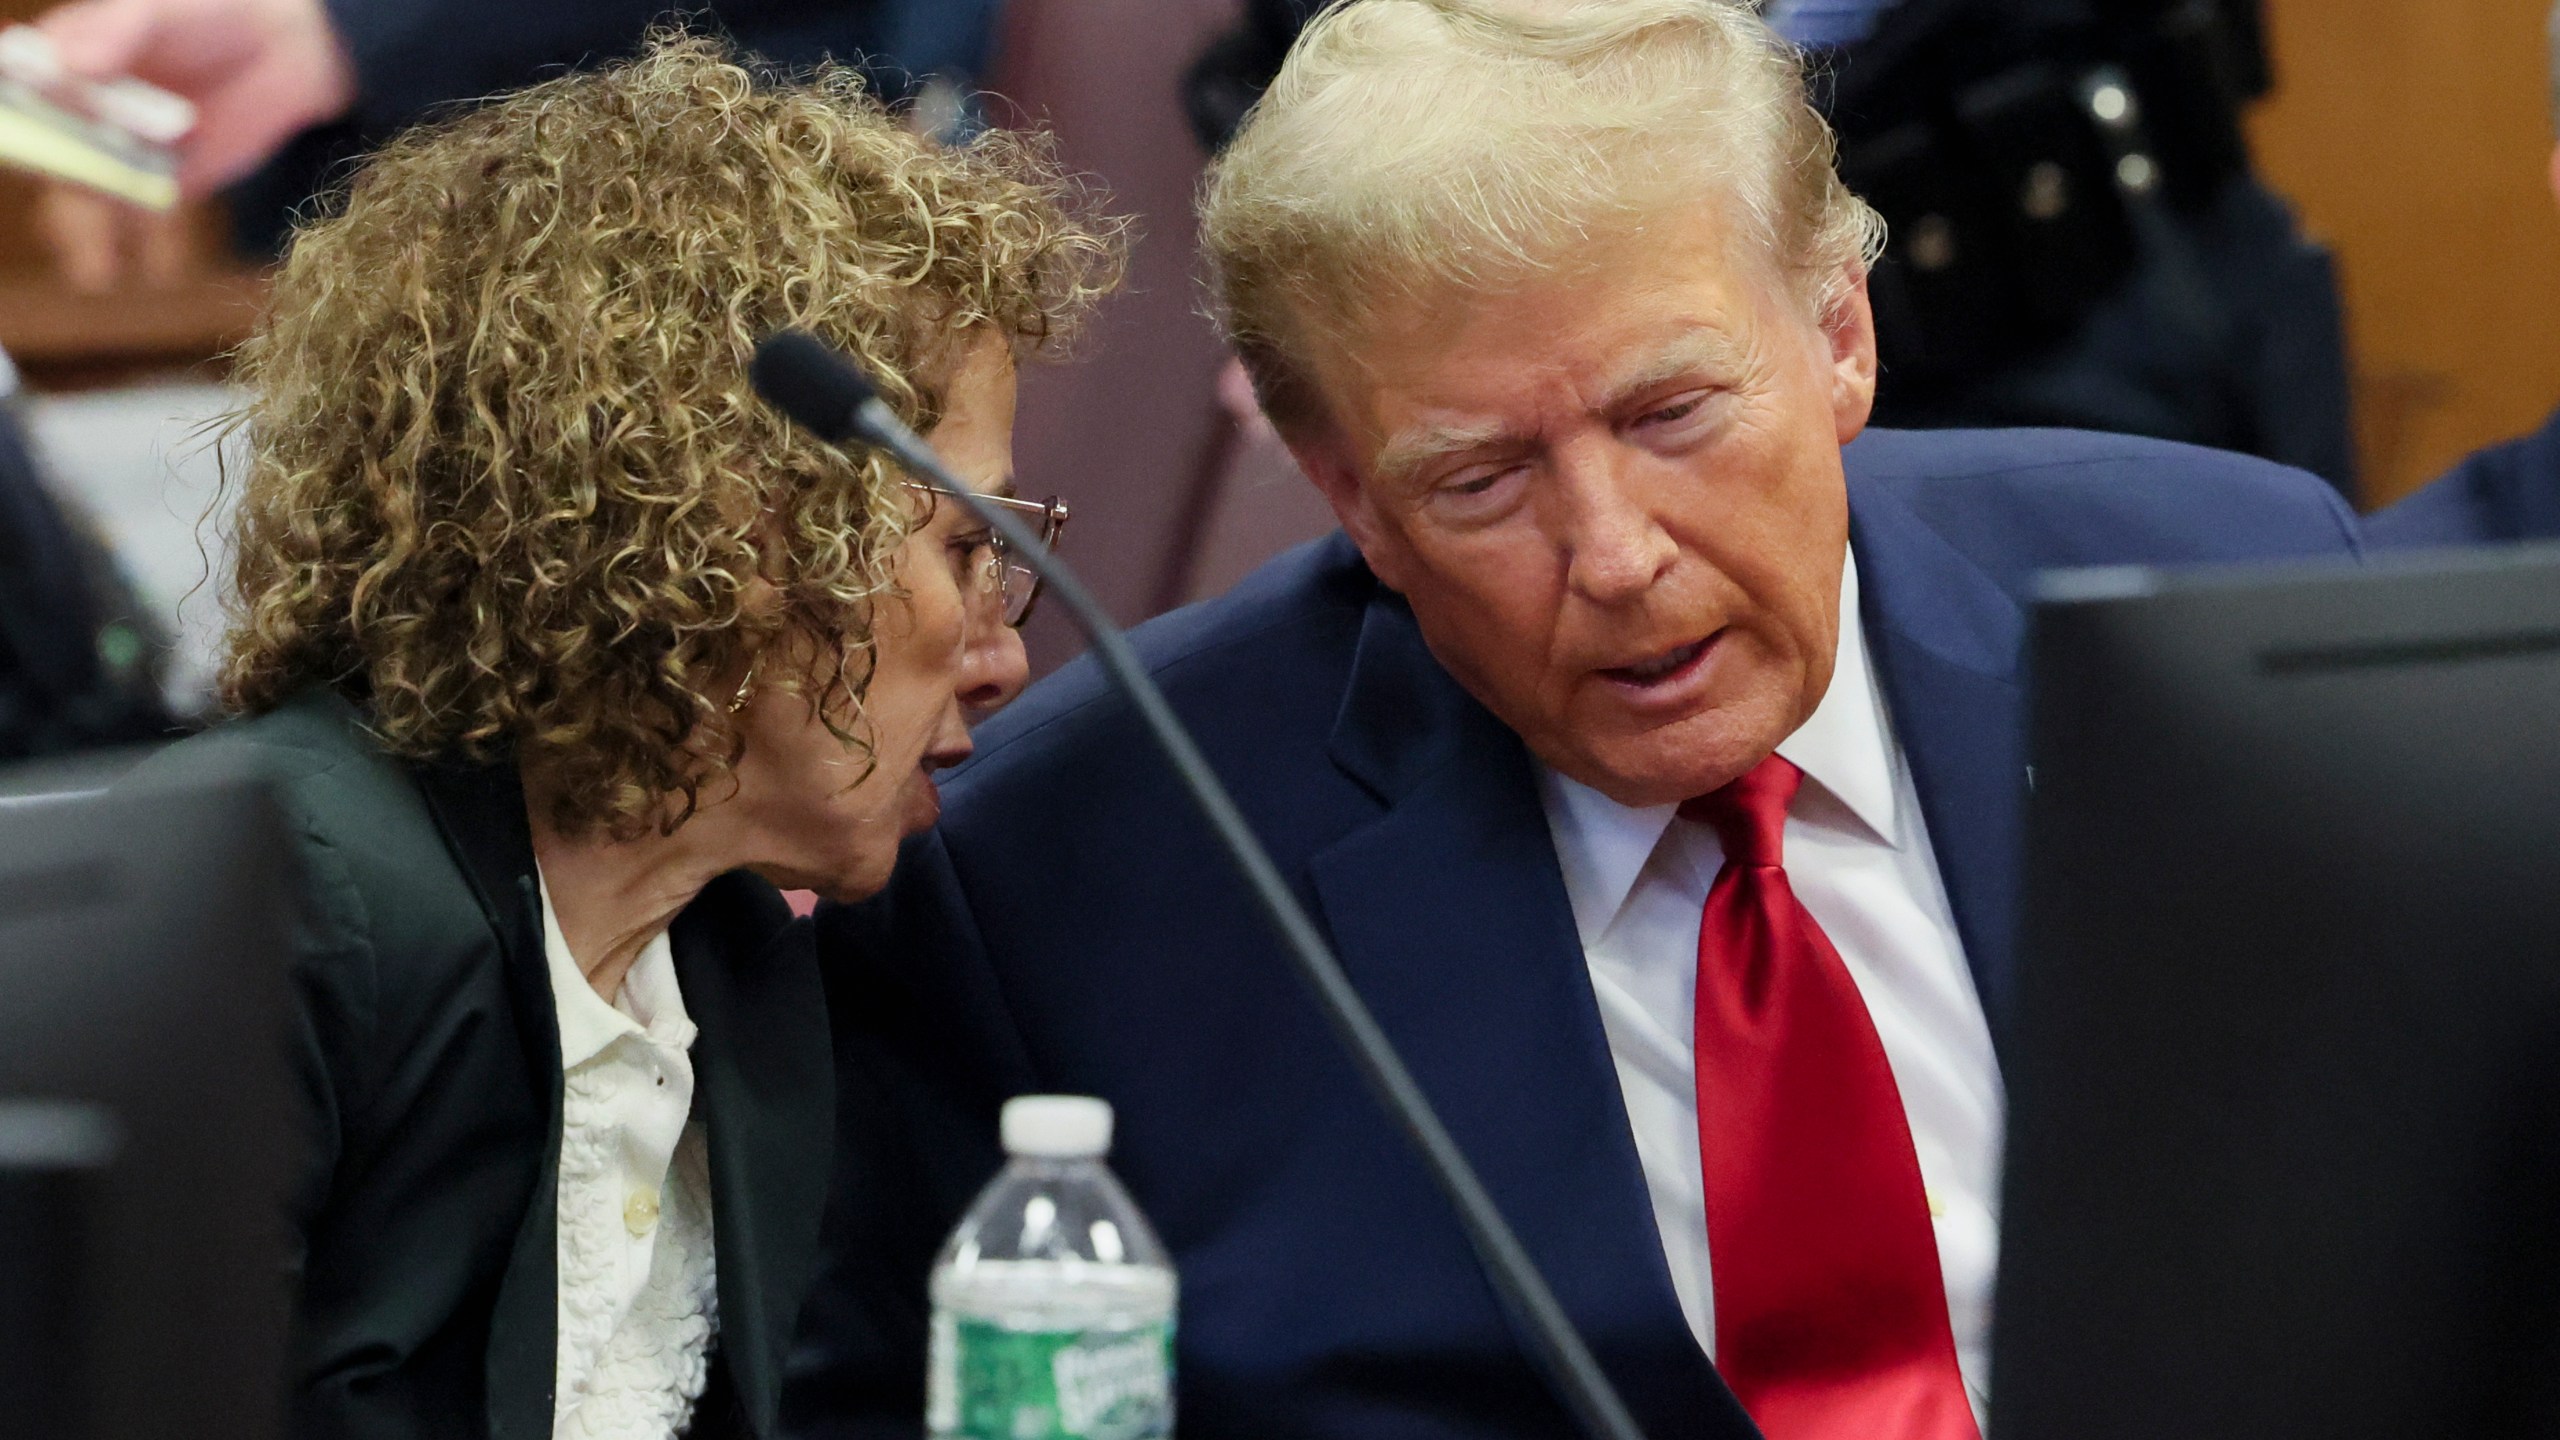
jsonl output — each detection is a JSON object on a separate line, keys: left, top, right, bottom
{"left": 1367, "top": 329, "right": 1752, "bottom": 483}
{"left": 1371, "top": 417, "right": 1516, "bottom": 486}
{"left": 1596, "top": 329, "right": 1751, "bottom": 410}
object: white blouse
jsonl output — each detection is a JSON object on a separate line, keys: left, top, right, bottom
{"left": 537, "top": 874, "right": 719, "bottom": 1440}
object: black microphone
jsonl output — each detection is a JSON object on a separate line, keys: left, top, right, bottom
{"left": 751, "top": 330, "right": 1651, "bottom": 1440}
{"left": 749, "top": 330, "right": 891, "bottom": 447}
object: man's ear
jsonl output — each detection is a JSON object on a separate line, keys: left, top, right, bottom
{"left": 1823, "top": 269, "right": 1880, "bottom": 446}
{"left": 1288, "top": 434, "right": 1411, "bottom": 592}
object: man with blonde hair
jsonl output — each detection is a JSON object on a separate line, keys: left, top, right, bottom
{"left": 795, "top": 4, "right": 2360, "bottom": 1437}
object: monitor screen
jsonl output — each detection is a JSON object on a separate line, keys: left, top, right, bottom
{"left": 0, "top": 757, "right": 297, "bottom": 1439}
{"left": 1994, "top": 544, "right": 2560, "bottom": 1439}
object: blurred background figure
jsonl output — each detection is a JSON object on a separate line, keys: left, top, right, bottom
{"left": 0, "top": 0, "right": 1023, "bottom": 738}
{"left": 30, "top": 0, "right": 1007, "bottom": 260}
{"left": 1190, "top": 0, "right": 2360, "bottom": 491}
{"left": 0, "top": 340, "right": 173, "bottom": 759}
{"left": 2366, "top": 0, "right": 2560, "bottom": 547}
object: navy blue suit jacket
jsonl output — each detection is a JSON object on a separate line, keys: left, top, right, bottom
{"left": 785, "top": 429, "right": 2361, "bottom": 1440}
{"left": 2366, "top": 407, "right": 2560, "bottom": 548}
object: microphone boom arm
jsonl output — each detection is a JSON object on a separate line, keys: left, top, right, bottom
{"left": 785, "top": 349, "right": 1652, "bottom": 1440}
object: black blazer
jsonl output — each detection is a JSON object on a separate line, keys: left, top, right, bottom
{"left": 130, "top": 690, "right": 834, "bottom": 1440}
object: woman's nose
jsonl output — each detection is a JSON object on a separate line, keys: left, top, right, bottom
{"left": 957, "top": 617, "right": 1031, "bottom": 717}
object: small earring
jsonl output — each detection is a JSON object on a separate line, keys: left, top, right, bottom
{"left": 726, "top": 666, "right": 755, "bottom": 715}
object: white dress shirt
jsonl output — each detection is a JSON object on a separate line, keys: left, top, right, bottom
{"left": 1536, "top": 552, "right": 2005, "bottom": 1419}
{"left": 538, "top": 873, "right": 720, "bottom": 1440}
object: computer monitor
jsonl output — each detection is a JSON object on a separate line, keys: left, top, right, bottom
{"left": 1991, "top": 544, "right": 2560, "bottom": 1439}
{"left": 0, "top": 757, "right": 297, "bottom": 1439}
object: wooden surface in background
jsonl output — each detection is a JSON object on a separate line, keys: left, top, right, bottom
{"left": 0, "top": 0, "right": 261, "bottom": 385}
{"left": 2253, "top": 0, "right": 2560, "bottom": 507}
{"left": 0, "top": 0, "right": 58, "bottom": 279}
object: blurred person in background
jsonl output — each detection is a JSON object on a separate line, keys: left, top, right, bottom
{"left": 1189, "top": 0, "right": 2358, "bottom": 491}
{"left": 122, "top": 39, "right": 1117, "bottom": 1440}
{"left": 28, "top": 0, "right": 1007, "bottom": 274}
{"left": 0, "top": 342, "right": 176, "bottom": 759}
{"left": 2365, "top": 1, "right": 2560, "bottom": 547}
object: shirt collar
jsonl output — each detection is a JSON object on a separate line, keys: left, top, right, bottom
{"left": 1776, "top": 548, "right": 1901, "bottom": 849}
{"left": 1537, "top": 549, "right": 1904, "bottom": 941}
{"left": 536, "top": 868, "right": 695, "bottom": 1071}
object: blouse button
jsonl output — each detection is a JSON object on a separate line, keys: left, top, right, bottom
{"left": 624, "top": 1186, "right": 661, "bottom": 1236}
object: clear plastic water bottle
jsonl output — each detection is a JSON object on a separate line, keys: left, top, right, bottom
{"left": 928, "top": 1096, "right": 1177, "bottom": 1440}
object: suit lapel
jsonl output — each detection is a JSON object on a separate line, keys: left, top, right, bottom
{"left": 1846, "top": 474, "right": 2031, "bottom": 1036}
{"left": 1307, "top": 595, "right": 1749, "bottom": 1438}
{"left": 672, "top": 873, "right": 832, "bottom": 1440}
{"left": 408, "top": 755, "right": 562, "bottom": 1440}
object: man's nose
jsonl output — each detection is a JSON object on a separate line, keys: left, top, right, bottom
{"left": 1557, "top": 446, "right": 1677, "bottom": 605}
{"left": 957, "top": 614, "right": 1031, "bottom": 717}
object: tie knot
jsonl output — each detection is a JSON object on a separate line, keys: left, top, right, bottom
{"left": 1678, "top": 754, "right": 1802, "bottom": 869}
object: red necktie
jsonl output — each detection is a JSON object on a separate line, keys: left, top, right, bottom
{"left": 1683, "top": 756, "right": 1978, "bottom": 1440}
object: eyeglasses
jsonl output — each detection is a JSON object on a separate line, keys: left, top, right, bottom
{"left": 908, "top": 483, "right": 1068, "bottom": 629}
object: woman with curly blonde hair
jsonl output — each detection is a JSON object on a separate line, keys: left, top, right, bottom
{"left": 129, "top": 35, "right": 1119, "bottom": 1440}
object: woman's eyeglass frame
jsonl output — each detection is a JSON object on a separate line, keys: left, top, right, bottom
{"left": 907, "top": 482, "right": 1068, "bottom": 629}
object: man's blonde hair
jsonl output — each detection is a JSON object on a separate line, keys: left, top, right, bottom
{"left": 1200, "top": 0, "right": 1885, "bottom": 438}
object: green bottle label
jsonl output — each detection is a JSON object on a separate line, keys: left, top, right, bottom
{"left": 933, "top": 1316, "right": 1174, "bottom": 1440}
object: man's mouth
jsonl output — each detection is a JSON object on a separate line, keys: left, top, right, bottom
{"left": 1603, "top": 635, "right": 1714, "bottom": 688}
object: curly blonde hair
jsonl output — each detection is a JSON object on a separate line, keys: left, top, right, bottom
{"left": 222, "top": 34, "right": 1122, "bottom": 836}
